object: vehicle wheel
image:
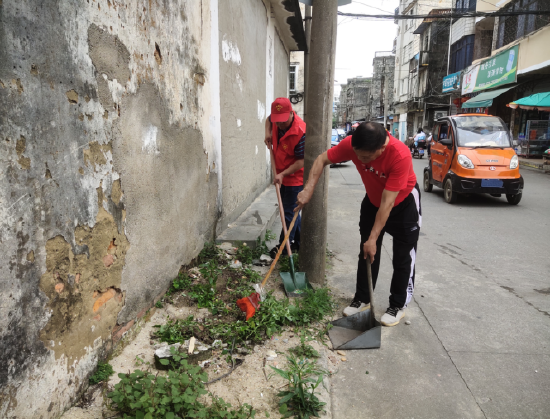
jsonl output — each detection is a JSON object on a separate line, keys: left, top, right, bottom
{"left": 506, "top": 193, "right": 522, "bottom": 205}
{"left": 423, "top": 171, "right": 433, "bottom": 192}
{"left": 444, "top": 178, "right": 457, "bottom": 204}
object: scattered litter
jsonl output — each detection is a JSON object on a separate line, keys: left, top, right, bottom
{"left": 266, "top": 350, "right": 277, "bottom": 358}
{"left": 188, "top": 337, "right": 196, "bottom": 354}
{"left": 405, "top": 320, "right": 411, "bottom": 325}
{"left": 337, "top": 350, "right": 346, "bottom": 356}
{"left": 341, "top": 357, "right": 347, "bottom": 362}
{"left": 266, "top": 356, "right": 275, "bottom": 361}
{"left": 199, "top": 359, "right": 211, "bottom": 368}
{"left": 259, "top": 254, "right": 273, "bottom": 264}
{"left": 365, "top": 371, "right": 369, "bottom": 374}
{"left": 283, "top": 339, "right": 288, "bottom": 343}
{"left": 229, "top": 260, "right": 242, "bottom": 269}
{"left": 253, "top": 345, "right": 260, "bottom": 353}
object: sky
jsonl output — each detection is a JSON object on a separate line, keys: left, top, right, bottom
{"left": 334, "top": 0, "right": 400, "bottom": 97}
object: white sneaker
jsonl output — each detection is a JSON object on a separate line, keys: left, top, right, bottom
{"left": 381, "top": 307, "right": 405, "bottom": 326}
{"left": 343, "top": 299, "right": 371, "bottom": 317}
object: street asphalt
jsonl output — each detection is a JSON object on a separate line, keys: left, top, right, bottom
{"left": 325, "top": 158, "right": 550, "bottom": 419}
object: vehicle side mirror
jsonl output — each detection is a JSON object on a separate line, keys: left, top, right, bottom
{"left": 440, "top": 138, "right": 452, "bottom": 147}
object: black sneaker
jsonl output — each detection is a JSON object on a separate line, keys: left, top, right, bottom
{"left": 342, "top": 298, "right": 371, "bottom": 317}
{"left": 269, "top": 245, "right": 289, "bottom": 259}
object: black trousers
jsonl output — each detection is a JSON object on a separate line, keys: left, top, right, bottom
{"left": 355, "top": 184, "right": 422, "bottom": 309}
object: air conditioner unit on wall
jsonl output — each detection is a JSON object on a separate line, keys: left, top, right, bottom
{"left": 434, "top": 111, "right": 448, "bottom": 119}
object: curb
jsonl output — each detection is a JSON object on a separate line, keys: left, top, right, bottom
{"left": 519, "top": 161, "right": 550, "bottom": 174}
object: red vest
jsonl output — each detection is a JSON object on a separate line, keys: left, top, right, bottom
{"left": 272, "top": 112, "right": 306, "bottom": 186}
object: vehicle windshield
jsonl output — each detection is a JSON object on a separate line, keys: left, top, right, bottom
{"left": 454, "top": 116, "right": 511, "bottom": 148}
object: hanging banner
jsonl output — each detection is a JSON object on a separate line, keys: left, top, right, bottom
{"left": 461, "top": 45, "right": 519, "bottom": 94}
{"left": 443, "top": 71, "right": 461, "bottom": 93}
{"left": 462, "top": 65, "right": 479, "bottom": 94}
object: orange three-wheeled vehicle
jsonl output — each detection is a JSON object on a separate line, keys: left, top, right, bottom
{"left": 423, "top": 114, "right": 524, "bottom": 204}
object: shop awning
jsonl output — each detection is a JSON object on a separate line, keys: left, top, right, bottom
{"left": 508, "top": 92, "right": 550, "bottom": 111}
{"left": 462, "top": 85, "right": 516, "bottom": 108}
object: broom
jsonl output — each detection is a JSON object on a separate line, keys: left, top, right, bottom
{"left": 237, "top": 210, "right": 299, "bottom": 320}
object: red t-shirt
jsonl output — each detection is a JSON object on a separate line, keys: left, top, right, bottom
{"left": 327, "top": 134, "right": 416, "bottom": 207}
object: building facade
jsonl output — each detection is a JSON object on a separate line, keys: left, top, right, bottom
{"left": 392, "top": 0, "right": 453, "bottom": 142}
{"left": 449, "top": 0, "right": 550, "bottom": 156}
{"left": 370, "top": 52, "right": 396, "bottom": 130}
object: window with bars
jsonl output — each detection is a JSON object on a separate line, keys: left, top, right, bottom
{"left": 450, "top": 35, "right": 475, "bottom": 73}
{"left": 455, "top": 0, "right": 476, "bottom": 13}
{"left": 289, "top": 65, "right": 297, "bottom": 92}
{"left": 496, "top": 0, "right": 550, "bottom": 49}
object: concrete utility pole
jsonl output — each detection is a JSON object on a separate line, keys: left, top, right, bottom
{"left": 301, "top": 0, "right": 338, "bottom": 285}
{"left": 303, "top": 5, "right": 312, "bottom": 119}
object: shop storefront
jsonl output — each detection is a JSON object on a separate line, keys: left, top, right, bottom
{"left": 508, "top": 92, "right": 550, "bottom": 157}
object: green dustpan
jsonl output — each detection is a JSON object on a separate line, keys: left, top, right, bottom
{"left": 280, "top": 248, "right": 313, "bottom": 297}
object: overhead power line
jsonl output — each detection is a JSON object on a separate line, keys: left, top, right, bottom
{"left": 338, "top": 10, "right": 550, "bottom": 20}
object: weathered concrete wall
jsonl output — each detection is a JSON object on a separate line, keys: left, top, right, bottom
{"left": 0, "top": 0, "right": 217, "bottom": 417}
{"left": 0, "top": 0, "right": 300, "bottom": 416}
{"left": 218, "top": 0, "right": 269, "bottom": 228}
{"left": 274, "top": 28, "right": 290, "bottom": 100}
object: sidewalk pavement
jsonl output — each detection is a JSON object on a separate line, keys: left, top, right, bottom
{"left": 325, "top": 160, "right": 550, "bottom": 419}
{"left": 518, "top": 156, "right": 550, "bottom": 173}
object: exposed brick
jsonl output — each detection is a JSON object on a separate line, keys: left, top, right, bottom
{"left": 103, "top": 254, "right": 114, "bottom": 267}
{"left": 112, "top": 319, "right": 134, "bottom": 343}
{"left": 93, "top": 288, "right": 116, "bottom": 312}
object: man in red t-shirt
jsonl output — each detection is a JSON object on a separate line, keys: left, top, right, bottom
{"left": 264, "top": 98, "right": 306, "bottom": 257}
{"left": 297, "top": 122, "right": 421, "bottom": 326}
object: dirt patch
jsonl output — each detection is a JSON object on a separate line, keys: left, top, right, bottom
{"left": 39, "top": 206, "right": 130, "bottom": 361}
{"left": 16, "top": 135, "right": 31, "bottom": 169}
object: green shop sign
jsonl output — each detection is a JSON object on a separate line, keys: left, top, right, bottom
{"left": 462, "top": 45, "right": 518, "bottom": 94}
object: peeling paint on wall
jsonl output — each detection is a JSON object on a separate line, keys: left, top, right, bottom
{"left": 257, "top": 99, "right": 266, "bottom": 122}
{"left": 39, "top": 205, "right": 129, "bottom": 360}
{"left": 221, "top": 35, "right": 242, "bottom": 65}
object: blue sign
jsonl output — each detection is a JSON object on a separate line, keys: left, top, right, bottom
{"left": 443, "top": 72, "right": 461, "bottom": 93}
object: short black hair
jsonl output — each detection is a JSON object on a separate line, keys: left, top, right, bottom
{"left": 417, "top": 127, "right": 424, "bottom": 133}
{"left": 351, "top": 122, "right": 387, "bottom": 152}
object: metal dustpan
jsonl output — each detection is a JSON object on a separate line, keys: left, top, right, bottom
{"left": 328, "top": 259, "right": 381, "bottom": 349}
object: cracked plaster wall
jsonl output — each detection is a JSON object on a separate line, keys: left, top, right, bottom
{"left": 0, "top": 0, "right": 294, "bottom": 416}
{"left": 0, "top": 0, "right": 221, "bottom": 417}
{"left": 217, "top": 0, "right": 290, "bottom": 232}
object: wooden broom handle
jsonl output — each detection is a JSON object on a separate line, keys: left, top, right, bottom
{"left": 270, "top": 147, "right": 293, "bottom": 257}
{"left": 260, "top": 210, "right": 299, "bottom": 288}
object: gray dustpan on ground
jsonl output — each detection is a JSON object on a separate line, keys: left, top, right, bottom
{"left": 328, "top": 259, "right": 381, "bottom": 349}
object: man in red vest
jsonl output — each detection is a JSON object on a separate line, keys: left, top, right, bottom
{"left": 264, "top": 97, "right": 306, "bottom": 258}
{"left": 296, "top": 122, "right": 421, "bottom": 327}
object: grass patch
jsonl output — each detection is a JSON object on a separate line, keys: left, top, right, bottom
{"left": 235, "top": 231, "right": 276, "bottom": 265}
{"left": 107, "top": 347, "right": 255, "bottom": 419}
{"left": 279, "top": 254, "right": 299, "bottom": 272}
{"left": 89, "top": 362, "right": 114, "bottom": 385}
{"left": 154, "top": 288, "right": 334, "bottom": 345}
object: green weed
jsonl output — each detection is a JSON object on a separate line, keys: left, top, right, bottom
{"left": 270, "top": 355, "right": 327, "bottom": 418}
{"left": 166, "top": 272, "right": 193, "bottom": 296}
{"left": 89, "top": 362, "right": 114, "bottom": 385}
{"left": 279, "top": 254, "right": 299, "bottom": 272}
{"left": 197, "top": 241, "right": 220, "bottom": 264}
{"left": 289, "top": 333, "right": 320, "bottom": 359}
{"left": 108, "top": 347, "right": 255, "bottom": 419}
{"left": 235, "top": 231, "right": 276, "bottom": 265}
{"left": 153, "top": 316, "right": 199, "bottom": 344}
